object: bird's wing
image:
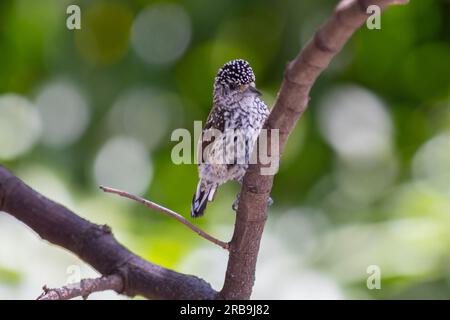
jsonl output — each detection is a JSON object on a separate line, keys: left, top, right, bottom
{"left": 197, "top": 104, "right": 225, "bottom": 164}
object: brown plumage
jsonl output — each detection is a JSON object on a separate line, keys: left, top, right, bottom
{"left": 191, "top": 59, "right": 269, "bottom": 217}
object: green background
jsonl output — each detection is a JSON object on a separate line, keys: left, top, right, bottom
{"left": 0, "top": 0, "right": 449, "bottom": 299}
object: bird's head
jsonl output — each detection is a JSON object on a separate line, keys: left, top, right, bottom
{"left": 214, "top": 59, "right": 261, "bottom": 97}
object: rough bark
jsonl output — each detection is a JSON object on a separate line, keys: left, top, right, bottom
{"left": 37, "top": 275, "right": 123, "bottom": 300}
{"left": 0, "top": 0, "right": 407, "bottom": 300}
{"left": 0, "top": 166, "right": 216, "bottom": 300}
{"left": 218, "top": 0, "right": 408, "bottom": 299}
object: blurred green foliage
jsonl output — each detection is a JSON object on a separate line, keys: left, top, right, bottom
{"left": 0, "top": 0, "right": 449, "bottom": 299}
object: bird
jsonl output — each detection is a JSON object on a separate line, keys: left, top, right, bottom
{"left": 191, "top": 59, "right": 270, "bottom": 218}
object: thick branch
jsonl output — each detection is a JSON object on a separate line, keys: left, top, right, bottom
{"left": 0, "top": 0, "right": 408, "bottom": 301}
{"left": 219, "top": 0, "right": 408, "bottom": 299}
{"left": 100, "top": 186, "right": 229, "bottom": 250}
{"left": 37, "top": 274, "right": 123, "bottom": 300}
{"left": 0, "top": 166, "right": 217, "bottom": 300}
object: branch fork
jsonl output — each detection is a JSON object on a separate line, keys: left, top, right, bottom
{"left": 0, "top": 0, "right": 408, "bottom": 300}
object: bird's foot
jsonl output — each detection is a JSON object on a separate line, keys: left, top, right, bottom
{"left": 232, "top": 194, "right": 273, "bottom": 212}
{"left": 232, "top": 192, "right": 240, "bottom": 212}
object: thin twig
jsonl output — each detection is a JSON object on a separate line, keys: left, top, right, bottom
{"left": 37, "top": 274, "right": 123, "bottom": 300}
{"left": 100, "top": 186, "right": 229, "bottom": 250}
{"left": 0, "top": 0, "right": 408, "bottom": 301}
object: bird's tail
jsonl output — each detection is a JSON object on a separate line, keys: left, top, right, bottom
{"left": 191, "top": 182, "right": 216, "bottom": 218}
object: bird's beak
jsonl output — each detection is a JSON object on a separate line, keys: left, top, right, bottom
{"left": 243, "top": 83, "right": 262, "bottom": 96}
{"left": 247, "top": 85, "right": 261, "bottom": 96}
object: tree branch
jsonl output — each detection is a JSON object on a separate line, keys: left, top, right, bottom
{"left": 100, "top": 186, "right": 229, "bottom": 250}
{"left": 37, "top": 274, "right": 123, "bottom": 300}
{"left": 218, "top": 0, "right": 408, "bottom": 299}
{"left": 0, "top": 0, "right": 407, "bottom": 300}
{"left": 0, "top": 166, "right": 217, "bottom": 300}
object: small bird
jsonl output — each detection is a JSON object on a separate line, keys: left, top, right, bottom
{"left": 191, "top": 59, "right": 270, "bottom": 217}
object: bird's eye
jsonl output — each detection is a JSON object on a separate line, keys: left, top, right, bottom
{"left": 229, "top": 83, "right": 238, "bottom": 90}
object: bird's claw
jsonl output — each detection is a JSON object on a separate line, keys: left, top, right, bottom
{"left": 232, "top": 194, "right": 273, "bottom": 211}
{"left": 232, "top": 193, "right": 240, "bottom": 211}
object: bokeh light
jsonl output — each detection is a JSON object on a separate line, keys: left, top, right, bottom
{"left": 334, "top": 155, "right": 398, "bottom": 205}
{"left": 0, "top": 94, "right": 41, "bottom": 160}
{"left": 131, "top": 3, "right": 191, "bottom": 66}
{"left": 16, "top": 164, "right": 74, "bottom": 209}
{"left": 412, "top": 132, "right": 450, "bottom": 194}
{"left": 108, "top": 87, "right": 178, "bottom": 150}
{"left": 93, "top": 136, "right": 152, "bottom": 196}
{"left": 318, "top": 85, "right": 393, "bottom": 161}
{"left": 35, "top": 80, "right": 89, "bottom": 147}
{"left": 1, "top": 0, "right": 449, "bottom": 300}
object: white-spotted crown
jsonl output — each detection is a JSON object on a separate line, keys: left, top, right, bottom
{"left": 215, "top": 59, "right": 256, "bottom": 86}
